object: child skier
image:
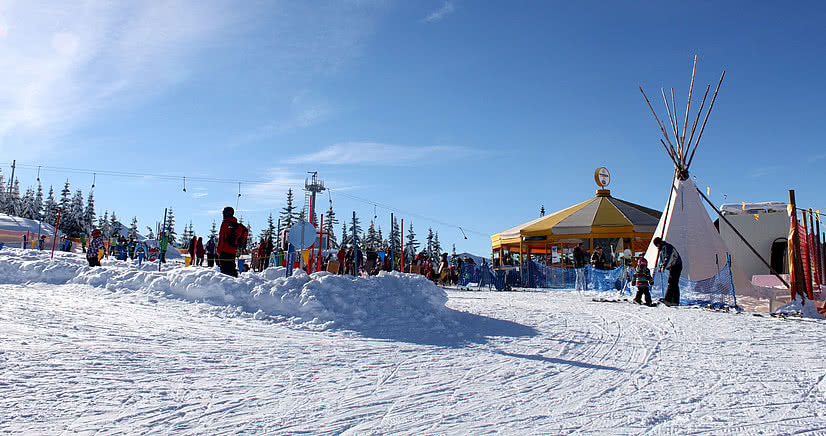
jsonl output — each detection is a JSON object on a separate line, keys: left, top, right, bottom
{"left": 632, "top": 257, "right": 654, "bottom": 306}
{"left": 86, "top": 229, "right": 106, "bottom": 267}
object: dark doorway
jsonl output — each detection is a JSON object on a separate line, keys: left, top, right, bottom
{"left": 770, "top": 238, "right": 788, "bottom": 274}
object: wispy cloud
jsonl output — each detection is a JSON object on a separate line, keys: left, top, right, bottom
{"left": 423, "top": 1, "right": 456, "bottom": 23}
{"left": 286, "top": 142, "right": 473, "bottom": 166}
{"left": 242, "top": 168, "right": 305, "bottom": 207}
{"left": 228, "top": 94, "right": 332, "bottom": 148}
{"left": 0, "top": 1, "right": 237, "bottom": 157}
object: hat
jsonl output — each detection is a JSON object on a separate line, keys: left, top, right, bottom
{"left": 637, "top": 257, "right": 648, "bottom": 267}
{"left": 92, "top": 228, "right": 102, "bottom": 237}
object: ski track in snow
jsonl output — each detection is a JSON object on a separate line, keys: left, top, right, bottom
{"left": 2, "top": 267, "right": 826, "bottom": 433}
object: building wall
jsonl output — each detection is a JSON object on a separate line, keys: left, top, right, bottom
{"left": 718, "top": 212, "right": 789, "bottom": 281}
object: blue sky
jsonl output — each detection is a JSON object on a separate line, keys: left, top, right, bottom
{"left": 1, "top": 0, "right": 825, "bottom": 254}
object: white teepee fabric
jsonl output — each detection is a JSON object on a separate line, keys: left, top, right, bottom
{"left": 644, "top": 178, "right": 753, "bottom": 293}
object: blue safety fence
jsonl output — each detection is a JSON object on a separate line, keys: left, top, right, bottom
{"left": 462, "top": 260, "right": 737, "bottom": 306}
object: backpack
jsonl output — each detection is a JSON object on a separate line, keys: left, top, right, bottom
{"left": 230, "top": 223, "right": 249, "bottom": 250}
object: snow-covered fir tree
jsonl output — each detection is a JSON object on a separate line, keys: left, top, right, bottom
{"left": 129, "top": 217, "right": 139, "bottom": 240}
{"left": 43, "top": 186, "right": 58, "bottom": 225}
{"left": 365, "top": 220, "right": 379, "bottom": 250}
{"left": 405, "top": 222, "right": 419, "bottom": 257}
{"left": 165, "top": 208, "right": 176, "bottom": 246}
{"left": 324, "top": 204, "right": 338, "bottom": 249}
{"left": 279, "top": 189, "right": 298, "bottom": 233}
{"left": 34, "top": 183, "right": 43, "bottom": 221}
{"left": 342, "top": 213, "right": 362, "bottom": 248}
{"left": 145, "top": 226, "right": 155, "bottom": 240}
{"left": 99, "top": 211, "right": 109, "bottom": 237}
{"left": 180, "top": 222, "right": 192, "bottom": 248}
{"left": 260, "top": 213, "right": 276, "bottom": 241}
{"left": 432, "top": 231, "right": 442, "bottom": 258}
{"left": 209, "top": 221, "right": 218, "bottom": 240}
{"left": 377, "top": 226, "right": 384, "bottom": 251}
{"left": 5, "top": 178, "right": 21, "bottom": 217}
{"left": 20, "top": 187, "right": 36, "bottom": 219}
{"left": 64, "top": 190, "right": 85, "bottom": 236}
{"left": 426, "top": 227, "right": 435, "bottom": 259}
{"left": 59, "top": 180, "right": 71, "bottom": 216}
{"left": 84, "top": 190, "right": 96, "bottom": 235}
{"left": 109, "top": 211, "right": 119, "bottom": 239}
{"left": 389, "top": 216, "right": 401, "bottom": 254}
{"left": 340, "top": 222, "right": 348, "bottom": 248}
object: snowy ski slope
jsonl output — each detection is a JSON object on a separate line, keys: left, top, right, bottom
{"left": 2, "top": 248, "right": 826, "bottom": 434}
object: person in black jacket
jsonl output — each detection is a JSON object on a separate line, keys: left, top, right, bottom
{"left": 573, "top": 242, "right": 587, "bottom": 290}
{"left": 653, "top": 237, "right": 682, "bottom": 306}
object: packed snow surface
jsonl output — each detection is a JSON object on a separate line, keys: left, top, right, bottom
{"left": 2, "top": 248, "right": 826, "bottom": 434}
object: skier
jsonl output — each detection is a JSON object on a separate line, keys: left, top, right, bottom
{"left": 86, "top": 229, "right": 105, "bottom": 267}
{"left": 217, "top": 207, "right": 248, "bottom": 278}
{"left": 573, "top": 242, "right": 587, "bottom": 290}
{"left": 632, "top": 257, "right": 654, "bottom": 306}
{"left": 438, "top": 253, "right": 450, "bottom": 284}
{"left": 189, "top": 235, "right": 197, "bottom": 267}
{"left": 206, "top": 237, "right": 216, "bottom": 267}
{"left": 336, "top": 247, "right": 346, "bottom": 274}
{"left": 653, "top": 237, "right": 682, "bottom": 306}
{"left": 195, "top": 237, "right": 205, "bottom": 267}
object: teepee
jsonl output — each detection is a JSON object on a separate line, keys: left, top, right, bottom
{"left": 640, "top": 57, "right": 752, "bottom": 293}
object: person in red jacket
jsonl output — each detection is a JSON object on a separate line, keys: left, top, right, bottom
{"left": 217, "top": 207, "right": 248, "bottom": 277}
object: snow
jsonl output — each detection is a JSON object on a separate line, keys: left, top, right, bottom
{"left": 2, "top": 248, "right": 826, "bottom": 434}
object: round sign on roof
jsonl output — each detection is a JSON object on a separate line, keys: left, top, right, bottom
{"left": 594, "top": 167, "right": 611, "bottom": 188}
{"left": 288, "top": 221, "right": 317, "bottom": 250}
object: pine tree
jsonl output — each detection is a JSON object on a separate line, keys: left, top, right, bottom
{"left": 260, "top": 213, "right": 276, "bottom": 241}
{"left": 65, "top": 190, "right": 85, "bottom": 236}
{"left": 389, "top": 217, "right": 401, "bottom": 254}
{"left": 34, "top": 182, "right": 43, "bottom": 221}
{"left": 279, "top": 189, "right": 298, "bottom": 233}
{"left": 129, "top": 217, "right": 139, "bottom": 239}
{"left": 432, "top": 231, "right": 442, "bottom": 259}
{"left": 209, "top": 221, "right": 218, "bottom": 240}
{"left": 452, "top": 243, "right": 457, "bottom": 262}
{"left": 405, "top": 222, "right": 419, "bottom": 256}
{"left": 540, "top": 205, "right": 545, "bottom": 217}
{"left": 5, "top": 178, "right": 21, "bottom": 217}
{"left": 340, "top": 222, "right": 348, "bottom": 248}
{"left": 377, "top": 226, "right": 384, "bottom": 250}
{"left": 324, "top": 205, "right": 339, "bottom": 249}
{"left": 145, "top": 226, "right": 156, "bottom": 240}
{"left": 109, "top": 211, "right": 119, "bottom": 239}
{"left": 342, "top": 213, "right": 362, "bottom": 247}
{"left": 165, "top": 208, "right": 176, "bottom": 246}
{"left": 426, "top": 227, "right": 434, "bottom": 259}
{"left": 20, "top": 187, "right": 36, "bottom": 219}
{"left": 180, "top": 222, "right": 192, "bottom": 248}
{"left": 59, "top": 180, "right": 71, "bottom": 218}
{"left": 99, "top": 211, "right": 109, "bottom": 237}
{"left": 43, "top": 185, "right": 57, "bottom": 225}
{"left": 365, "top": 220, "right": 378, "bottom": 250}
{"left": 84, "top": 190, "right": 96, "bottom": 234}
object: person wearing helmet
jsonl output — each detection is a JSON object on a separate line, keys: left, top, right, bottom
{"left": 86, "top": 228, "right": 106, "bottom": 267}
{"left": 632, "top": 256, "right": 654, "bottom": 306}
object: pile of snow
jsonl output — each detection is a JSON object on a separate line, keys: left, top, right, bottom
{"left": 775, "top": 298, "right": 826, "bottom": 319}
{"left": 0, "top": 248, "right": 450, "bottom": 330}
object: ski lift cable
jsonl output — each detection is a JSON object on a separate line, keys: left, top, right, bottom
{"left": 7, "top": 160, "right": 492, "bottom": 238}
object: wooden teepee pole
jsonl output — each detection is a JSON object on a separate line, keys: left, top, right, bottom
{"left": 671, "top": 88, "right": 682, "bottom": 165}
{"left": 686, "top": 70, "right": 726, "bottom": 169}
{"left": 685, "top": 84, "right": 710, "bottom": 159}
{"left": 682, "top": 55, "right": 697, "bottom": 158}
{"left": 640, "top": 87, "right": 680, "bottom": 163}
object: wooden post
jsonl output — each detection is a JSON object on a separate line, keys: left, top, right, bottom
{"left": 50, "top": 208, "right": 62, "bottom": 259}
{"left": 789, "top": 191, "right": 806, "bottom": 301}
{"left": 802, "top": 210, "right": 814, "bottom": 298}
{"left": 809, "top": 209, "right": 820, "bottom": 289}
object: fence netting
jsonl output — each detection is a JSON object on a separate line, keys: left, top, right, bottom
{"left": 457, "top": 261, "right": 736, "bottom": 307}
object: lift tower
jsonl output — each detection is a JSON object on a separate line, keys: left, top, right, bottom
{"left": 303, "top": 171, "right": 325, "bottom": 227}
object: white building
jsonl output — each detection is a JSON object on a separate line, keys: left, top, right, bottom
{"left": 716, "top": 202, "right": 789, "bottom": 282}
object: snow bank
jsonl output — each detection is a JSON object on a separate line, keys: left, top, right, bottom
{"left": 0, "top": 248, "right": 450, "bottom": 330}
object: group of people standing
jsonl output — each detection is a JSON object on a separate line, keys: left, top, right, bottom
{"left": 572, "top": 237, "right": 683, "bottom": 306}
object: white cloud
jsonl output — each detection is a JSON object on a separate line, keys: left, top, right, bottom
{"left": 423, "top": 1, "right": 456, "bottom": 23}
{"left": 286, "top": 142, "right": 473, "bottom": 166}
{"left": 241, "top": 168, "right": 305, "bottom": 207}
{"left": 191, "top": 192, "right": 208, "bottom": 199}
{"left": 0, "top": 0, "right": 236, "bottom": 156}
